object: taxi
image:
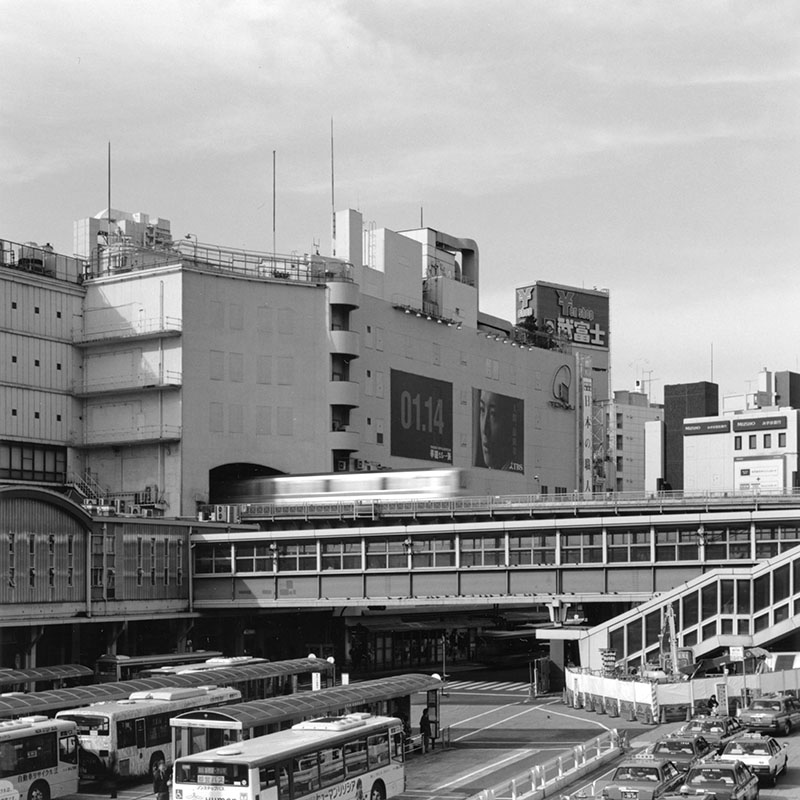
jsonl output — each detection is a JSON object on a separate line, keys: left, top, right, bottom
{"left": 718, "top": 733, "right": 788, "bottom": 785}
{"left": 648, "top": 735, "right": 714, "bottom": 772}
{"left": 738, "top": 692, "right": 800, "bottom": 735}
{"left": 599, "top": 756, "right": 684, "bottom": 799}
{"left": 677, "top": 715, "right": 745, "bottom": 751}
{"left": 678, "top": 759, "right": 760, "bottom": 800}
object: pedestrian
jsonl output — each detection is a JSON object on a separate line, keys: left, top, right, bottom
{"left": 707, "top": 694, "right": 719, "bottom": 715}
{"left": 153, "top": 759, "right": 171, "bottom": 800}
{"left": 419, "top": 708, "right": 432, "bottom": 753}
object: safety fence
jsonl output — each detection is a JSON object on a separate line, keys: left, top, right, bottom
{"left": 469, "top": 731, "right": 620, "bottom": 800}
{"left": 564, "top": 665, "right": 800, "bottom": 725}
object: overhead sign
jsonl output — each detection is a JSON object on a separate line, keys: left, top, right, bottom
{"left": 732, "top": 416, "right": 787, "bottom": 432}
{"left": 683, "top": 420, "right": 731, "bottom": 435}
{"left": 516, "top": 281, "right": 609, "bottom": 350}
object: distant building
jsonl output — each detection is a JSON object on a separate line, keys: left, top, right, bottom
{"left": 595, "top": 390, "right": 663, "bottom": 493}
{"left": 663, "top": 381, "right": 719, "bottom": 492}
{"left": 683, "top": 369, "right": 800, "bottom": 493}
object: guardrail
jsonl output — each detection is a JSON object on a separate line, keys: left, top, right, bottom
{"left": 468, "top": 730, "right": 620, "bottom": 800}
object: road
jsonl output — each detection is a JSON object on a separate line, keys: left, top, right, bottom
{"left": 67, "top": 667, "right": 800, "bottom": 800}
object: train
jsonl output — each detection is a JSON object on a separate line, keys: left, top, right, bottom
{"left": 213, "top": 467, "right": 468, "bottom": 505}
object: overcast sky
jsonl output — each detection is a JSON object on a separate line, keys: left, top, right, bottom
{"left": 3, "top": 0, "right": 799, "bottom": 403}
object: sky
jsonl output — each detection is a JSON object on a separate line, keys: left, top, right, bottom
{"left": 3, "top": 0, "right": 799, "bottom": 403}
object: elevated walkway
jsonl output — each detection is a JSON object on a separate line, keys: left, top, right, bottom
{"left": 574, "top": 542, "right": 800, "bottom": 671}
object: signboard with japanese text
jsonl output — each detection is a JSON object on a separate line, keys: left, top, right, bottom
{"left": 390, "top": 370, "right": 453, "bottom": 463}
{"left": 581, "top": 376, "right": 593, "bottom": 494}
{"left": 684, "top": 420, "right": 731, "bottom": 435}
{"left": 732, "top": 416, "right": 787, "bottom": 432}
{"left": 472, "top": 388, "right": 524, "bottom": 472}
{"left": 734, "top": 456, "right": 785, "bottom": 491}
{"left": 516, "top": 282, "right": 609, "bottom": 350}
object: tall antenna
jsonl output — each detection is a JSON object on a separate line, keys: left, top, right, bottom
{"left": 710, "top": 342, "right": 714, "bottom": 383}
{"left": 420, "top": 205, "right": 424, "bottom": 228}
{"left": 272, "top": 150, "right": 276, "bottom": 256}
{"left": 330, "top": 117, "right": 336, "bottom": 255}
{"left": 107, "top": 141, "right": 112, "bottom": 243}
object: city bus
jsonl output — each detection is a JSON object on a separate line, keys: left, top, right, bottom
{"left": 95, "top": 651, "right": 223, "bottom": 682}
{"left": 55, "top": 685, "right": 240, "bottom": 781}
{"left": 172, "top": 713, "right": 405, "bottom": 800}
{"left": 0, "top": 716, "right": 78, "bottom": 800}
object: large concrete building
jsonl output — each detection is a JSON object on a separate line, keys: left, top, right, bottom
{"left": 3, "top": 208, "right": 599, "bottom": 518}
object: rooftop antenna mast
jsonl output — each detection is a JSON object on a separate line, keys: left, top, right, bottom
{"left": 272, "top": 150, "right": 276, "bottom": 257}
{"left": 107, "top": 141, "right": 112, "bottom": 244}
{"left": 330, "top": 117, "right": 336, "bottom": 256}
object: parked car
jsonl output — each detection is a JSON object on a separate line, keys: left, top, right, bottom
{"left": 649, "top": 735, "right": 714, "bottom": 772}
{"left": 678, "top": 759, "right": 760, "bottom": 800}
{"left": 738, "top": 692, "right": 800, "bottom": 735}
{"left": 678, "top": 715, "right": 745, "bottom": 751}
{"left": 600, "top": 756, "right": 684, "bottom": 799}
{"left": 718, "top": 733, "right": 788, "bottom": 785}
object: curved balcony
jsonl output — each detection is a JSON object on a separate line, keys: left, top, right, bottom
{"left": 328, "top": 429, "right": 360, "bottom": 452}
{"left": 328, "top": 379, "right": 359, "bottom": 408}
{"left": 329, "top": 329, "right": 360, "bottom": 358}
{"left": 328, "top": 281, "right": 360, "bottom": 308}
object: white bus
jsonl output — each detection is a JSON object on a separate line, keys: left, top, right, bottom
{"left": 55, "top": 685, "right": 241, "bottom": 781}
{"left": 172, "top": 713, "right": 404, "bottom": 800}
{"left": 0, "top": 716, "right": 78, "bottom": 800}
{"left": 95, "top": 651, "right": 224, "bottom": 682}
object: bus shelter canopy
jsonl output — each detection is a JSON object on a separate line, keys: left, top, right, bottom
{"left": 171, "top": 673, "right": 443, "bottom": 730}
{"left": 0, "top": 657, "right": 332, "bottom": 718}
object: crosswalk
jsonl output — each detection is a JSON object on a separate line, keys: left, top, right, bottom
{"left": 442, "top": 679, "right": 531, "bottom": 695}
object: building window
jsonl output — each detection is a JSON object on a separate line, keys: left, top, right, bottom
{"left": 321, "top": 541, "right": 362, "bottom": 571}
{"left": 194, "top": 544, "right": 232, "bottom": 574}
{"left": 764, "top": 433, "right": 772, "bottom": 448}
{"left": 616, "top": 435, "right": 623, "bottom": 450}
{"left": 0, "top": 442, "right": 67, "bottom": 482}
{"left": 608, "top": 529, "right": 651, "bottom": 562}
{"left": 779, "top": 432, "right": 786, "bottom": 447}
{"left": 413, "top": 536, "right": 456, "bottom": 568}
{"left": 749, "top": 435, "right": 757, "bottom": 449}
{"left": 509, "top": 533, "right": 556, "bottom": 565}
{"left": 235, "top": 544, "right": 273, "bottom": 573}
{"left": 561, "top": 532, "right": 602, "bottom": 564}
{"left": 655, "top": 528, "right": 699, "bottom": 561}
{"left": 366, "top": 539, "right": 406, "bottom": 569}
{"left": 277, "top": 543, "right": 317, "bottom": 571}
{"left": 460, "top": 535, "right": 504, "bottom": 567}
{"left": 734, "top": 436, "right": 742, "bottom": 451}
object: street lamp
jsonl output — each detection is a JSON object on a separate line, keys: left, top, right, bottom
{"left": 185, "top": 233, "right": 198, "bottom": 261}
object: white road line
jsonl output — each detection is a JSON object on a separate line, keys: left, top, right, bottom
{"left": 432, "top": 748, "right": 535, "bottom": 791}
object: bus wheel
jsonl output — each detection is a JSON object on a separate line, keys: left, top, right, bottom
{"left": 28, "top": 781, "right": 50, "bottom": 800}
{"left": 369, "top": 780, "right": 386, "bottom": 800}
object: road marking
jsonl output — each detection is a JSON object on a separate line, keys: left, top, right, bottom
{"left": 432, "top": 748, "right": 535, "bottom": 790}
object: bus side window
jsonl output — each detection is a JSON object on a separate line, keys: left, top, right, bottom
{"left": 278, "top": 767, "right": 291, "bottom": 800}
{"left": 391, "top": 730, "right": 404, "bottom": 761}
{"left": 344, "top": 739, "right": 367, "bottom": 777}
{"left": 367, "top": 733, "right": 389, "bottom": 768}
{"left": 260, "top": 766, "right": 277, "bottom": 791}
{"left": 59, "top": 735, "right": 78, "bottom": 765}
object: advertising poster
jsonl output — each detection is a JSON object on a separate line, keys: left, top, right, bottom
{"left": 472, "top": 388, "right": 524, "bottom": 472}
{"left": 390, "top": 370, "right": 453, "bottom": 463}
{"left": 734, "top": 457, "right": 785, "bottom": 492}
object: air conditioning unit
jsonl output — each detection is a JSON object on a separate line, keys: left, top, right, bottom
{"left": 83, "top": 498, "right": 98, "bottom": 507}
{"left": 113, "top": 499, "right": 125, "bottom": 514}
{"left": 355, "top": 459, "right": 364, "bottom": 471}
{"left": 336, "top": 460, "right": 348, "bottom": 472}
{"left": 141, "top": 509, "right": 154, "bottom": 518}
{"left": 129, "top": 505, "right": 141, "bottom": 515}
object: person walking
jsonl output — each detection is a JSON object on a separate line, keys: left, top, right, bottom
{"left": 153, "top": 759, "right": 171, "bottom": 800}
{"left": 419, "top": 708, "right": 432, "bottom": 753}
{"left": 707, "top": 694, "right": 719, "bottom": 715}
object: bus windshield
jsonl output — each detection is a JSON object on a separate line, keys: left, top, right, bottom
{"left": 56, "top": 714, "right": 110, "bottom": 736}
{"left": 176, "top": 763, "right": 250, "bottom": 786}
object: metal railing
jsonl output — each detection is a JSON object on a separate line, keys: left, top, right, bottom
{"left": 0, "top": 239, "right": 86, "bottom": 284}
{"left": 468, "top": 730, "right": 619, "bottom": 800}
